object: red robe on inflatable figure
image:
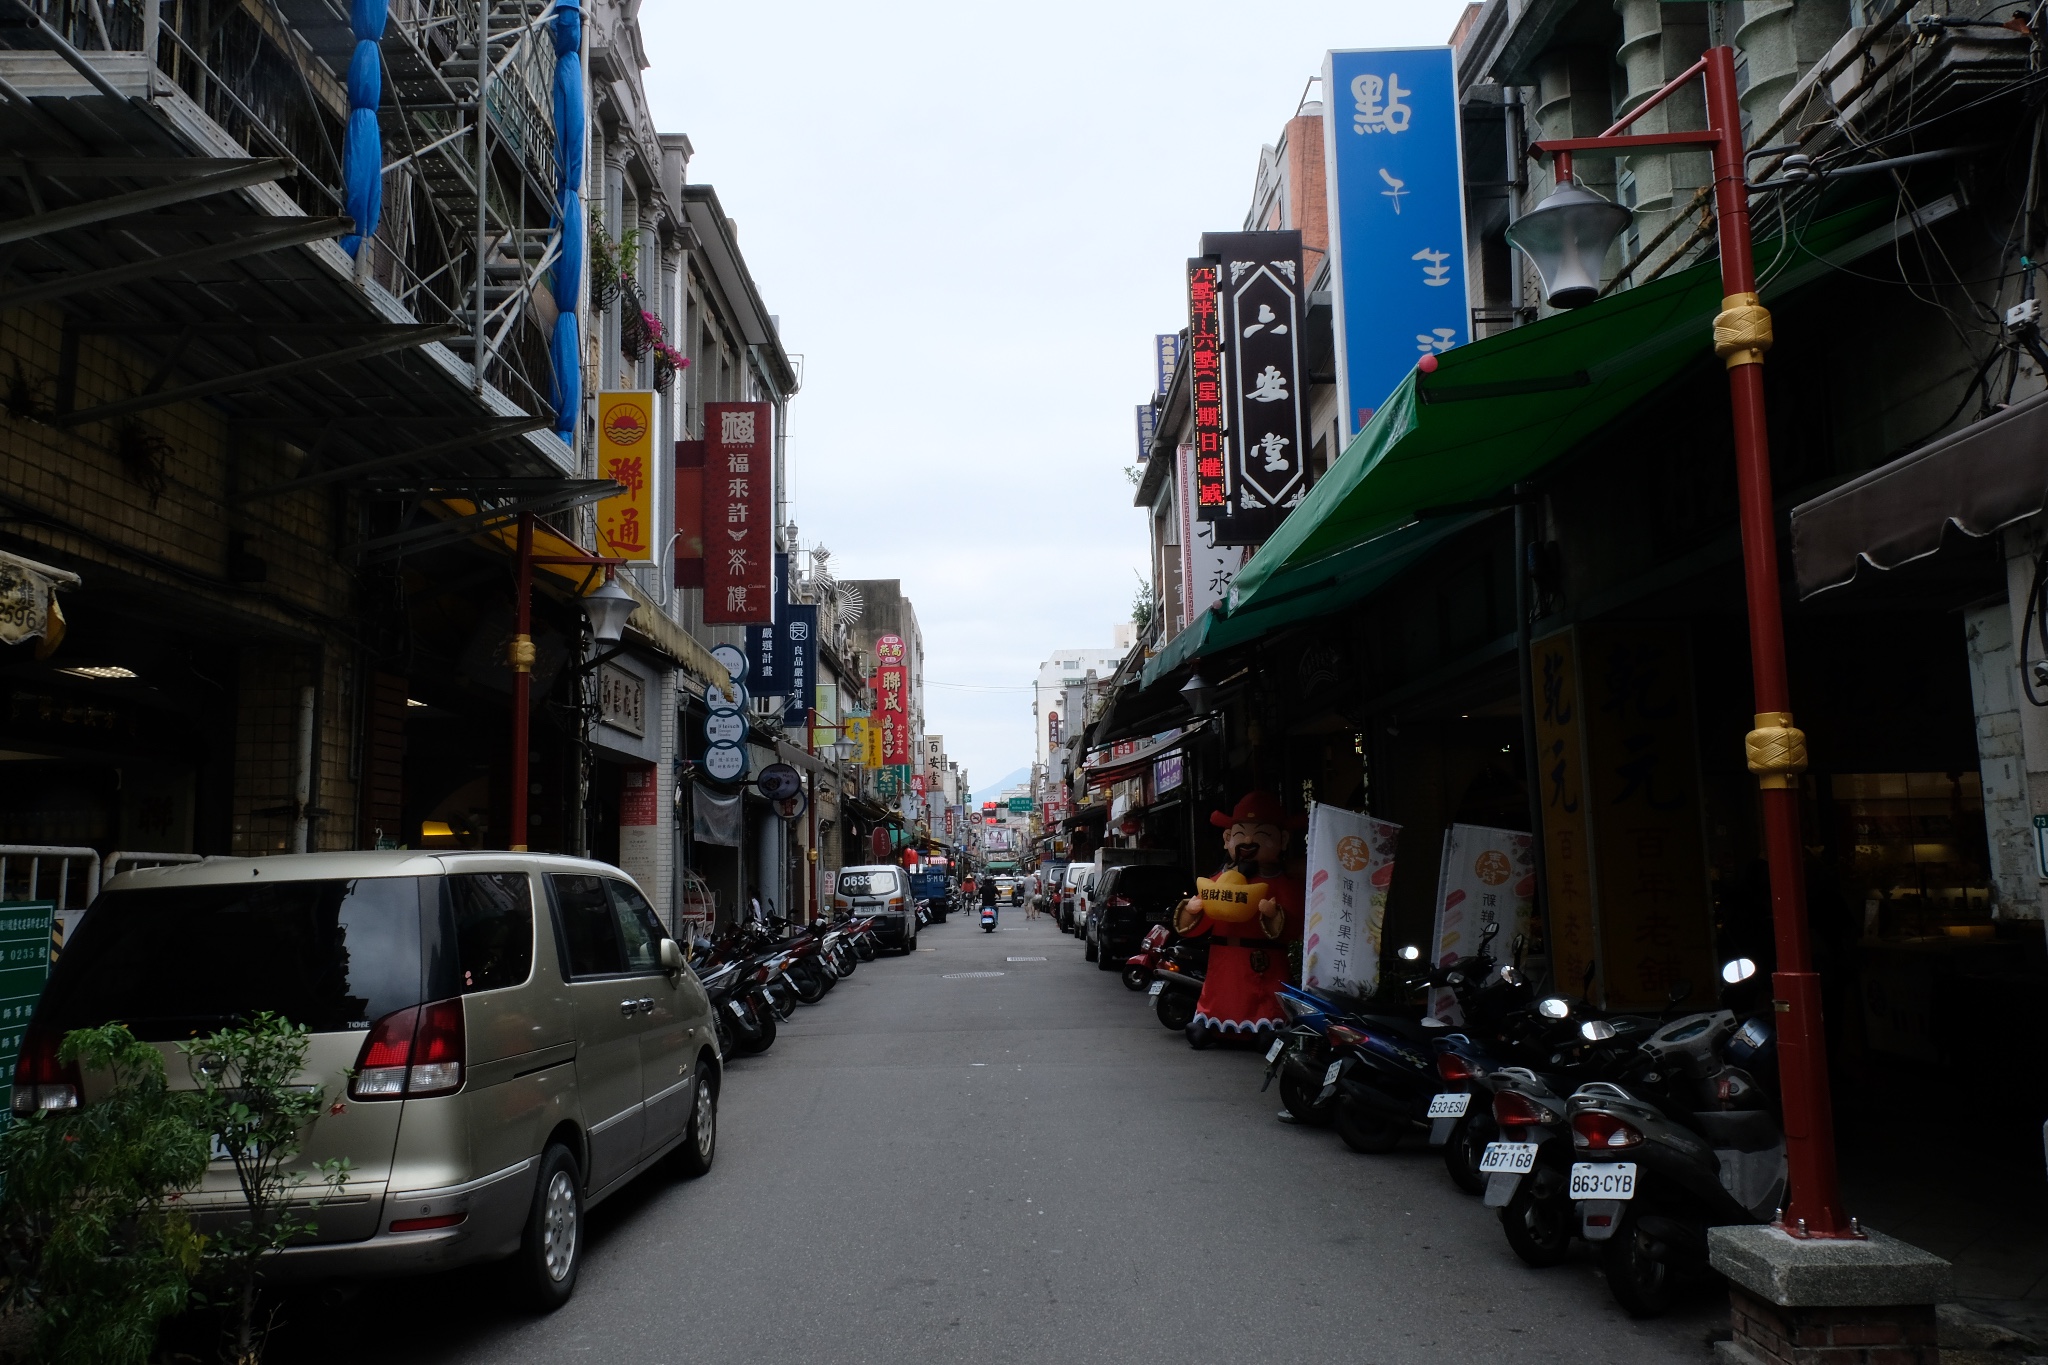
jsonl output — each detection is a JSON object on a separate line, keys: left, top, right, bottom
{"left": 1173, "top": 791, "right": 1305, "bottom": 1035}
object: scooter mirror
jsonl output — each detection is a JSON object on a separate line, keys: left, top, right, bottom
{"left": 1480, "top": 919, "right": 1501, "bottom": 944}
{"left": 1537, "top": 996, "right": 1571, "bottom": 1020}
{"left": 1397, "top": 944, "right": 1422, "bottom": 962}
{"left": 1580, "top": 1019, "right": 1617, "bottom": 1041}
{"left": 1721, "top": 956, "right": 1758, "bottom": 985}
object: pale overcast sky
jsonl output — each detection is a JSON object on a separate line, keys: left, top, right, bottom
{"left": 639, "top": 1, "right": 1477, "bottom": 788}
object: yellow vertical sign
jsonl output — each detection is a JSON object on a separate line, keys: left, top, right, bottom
{"left": 595, "top": 391, "right": 655, "bottom": 563}
{"left": 1577, "top": 625, "right": 1717, "bottom": 1011}
{"left": 1531, "top": 629, "right": 1598, "bottom": 1003}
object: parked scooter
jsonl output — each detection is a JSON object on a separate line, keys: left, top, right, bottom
{"left": 1146, "top": 944, "right": 1206, "bottom": 1032}
{"left": 1122, "top": 924, "right": 1173, "bottom": 993}
{"left": 1565, "top": 959, "right": 1782, "bottom": 1316}
{"left": 700, "top": 959, "right": 776, "bottom": 1056}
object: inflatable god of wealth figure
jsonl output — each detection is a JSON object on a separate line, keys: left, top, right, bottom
{"left": 1172, "top": 790, "right": 1305, "bottom": 1035}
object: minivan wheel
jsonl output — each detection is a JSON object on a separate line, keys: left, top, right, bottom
{"left": 514, "top": 1144, "right": 583, "bottom": 1311}
{"left": 674, "top": 1064, "right": 717, "bottom": 1178}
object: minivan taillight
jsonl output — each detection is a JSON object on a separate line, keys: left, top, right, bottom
{"left": 11, "top": 1028, "right": 81, "bottom": 1116}
{"left": 350, "top": 999, "right": 465, "bottom": 1101}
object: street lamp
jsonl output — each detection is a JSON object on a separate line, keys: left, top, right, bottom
{"left": 580, "top": 572, "right": 638, "bottom": 645}
{"left": 1503, "top": 178, "right": 1634, "bottom": 309}
{"left": 1179, "top": 670, "right": 1213, "bottom": 716}
{"left": 1518, "top": 47, "right": 1847, "bottom": 1239}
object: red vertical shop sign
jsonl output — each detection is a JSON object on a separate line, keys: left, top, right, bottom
{"left": 1187, "top": 257, "right": 1226, "bottom": 519}
{"left": 877, "top": 666, "right": 910, "bottom": 767}
{"left": 673, "top": 439, "right": 704, "bottom": 588}
{"left": 702, "top": 401, "right": 773, "bottom": 624}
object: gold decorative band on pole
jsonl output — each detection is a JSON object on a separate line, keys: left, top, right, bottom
{"left": 1714, "top": 292, "right": 1773, "bottom": 368}
{"left": 1746, "top": 710, "right": 1808, "bottom": 790}
{"left": 508, "top": 634, "right": 536, "bottom": 673}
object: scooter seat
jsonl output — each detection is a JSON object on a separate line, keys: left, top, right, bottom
{"left": 1688, "top": 1108, "right": 1782, "bottom": 1152}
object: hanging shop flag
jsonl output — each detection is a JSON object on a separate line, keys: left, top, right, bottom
{"left": 1174, "top": 442, "right": 1247, "bottom": 634}
{"left": 877, "top": 663, "right": 910, "bottom": 765}
{"left": 1428, "top": 824, "right": 1541, "bottom": 1022}
{"left": 1153, "top": 332, "right": 1180, "bottom": 397}
{"left": 1200, "top": 229, "right": 1306, "bottom": 544}
{"left": 1301, "top": 802, "right": 1401, "bottom": 997}
{"left": 595, "top": 391, "right": 657, "bottom": 563}
{"left": 702, "top": 400, "right": 773, "bottom": 624}
{"left": 1186, "top": 258, "right": 1227, "bottom": 522}
{"left": 673, "top": 438, "right": 704, "bottom": 588}
{"left": 746, "top": 552, "right": 794, "bottom": 697}
{"left": 780, "top": 604, "right": 818, "bottom": 726}
{"left": 1321, "top": 46, "right": 1471, "bottom": 436}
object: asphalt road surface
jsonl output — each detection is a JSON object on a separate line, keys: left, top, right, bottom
{"left": 270, "top": 913, "right": 1722, "bottom": 1365}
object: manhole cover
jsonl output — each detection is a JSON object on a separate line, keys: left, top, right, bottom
{"left": 1006, "top": 956, "right": 1046, "bottom": 962}
{"left": 942, "top": 971, "right": 1005, "bottom": 979}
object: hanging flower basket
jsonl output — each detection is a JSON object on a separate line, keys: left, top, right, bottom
{"left": 652, "top": 342, "right": 688, "bottom": 392}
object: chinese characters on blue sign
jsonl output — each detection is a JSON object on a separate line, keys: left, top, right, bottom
{"left": 1321, "top": 46, "right": 1470, "bottom": 436}
{"left": 1153, "top": 333, "right": 1180, "bottom": 396}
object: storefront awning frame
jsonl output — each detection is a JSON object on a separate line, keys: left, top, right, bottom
{"left": 1228, "top": 197, "right": 1914, "bottom": 613}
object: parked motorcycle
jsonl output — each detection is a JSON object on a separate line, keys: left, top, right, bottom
{"left": 1146, "top": 946, "right": 1206, "bottom": 1032}
{"left": 700, "top": 959, "right": 776, "bottom": 1056}
{"left": 1566, "top": 959, "right": 1781, "bottom": 1317}
{"left": 1122, "top": 924, "right": 1171, "bottom": 993}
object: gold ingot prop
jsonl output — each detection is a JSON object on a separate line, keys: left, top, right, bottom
{"left": 508, "top": 633, "right": 536, "bottom": 674}
{"left": 1194, "top": 866, "right": 1269, "bottom": 924}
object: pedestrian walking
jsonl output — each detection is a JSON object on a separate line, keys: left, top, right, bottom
{"left": 1024, "top": 870, "right": 1041, "bottom": 920}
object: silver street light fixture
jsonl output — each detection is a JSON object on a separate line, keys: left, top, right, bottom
{"left": 1503, "top": 176, "right": 1633, "bottom": 309}
{"left": 580, "top": 573, "right": 639, "bottom": 645}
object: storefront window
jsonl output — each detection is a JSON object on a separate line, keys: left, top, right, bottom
{"left": 1828, "top": 771, "right": 1991, "bottom": 935}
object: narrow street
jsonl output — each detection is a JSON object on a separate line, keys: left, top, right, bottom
{"left": 274, "top": 915, "right": 1716, "bottom": 1365}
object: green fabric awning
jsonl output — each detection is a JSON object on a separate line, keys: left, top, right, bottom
{"left": 1139, "top": 511, "right": 1488, "bottom": 689}
{"left": 1229, "top": 199, "right": 1894, "bottom": 611}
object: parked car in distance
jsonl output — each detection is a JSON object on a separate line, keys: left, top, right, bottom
{"left": 13, "top": 851, "right": 719, "bottom": 1310}
{"left": 834, "top": 865, "right": 917, "bottom": 952}
{"left": 1058, "top": 863, "right": 1092, "bottom": 930}
{"left": 1088, "top": 865, "right": 1197, "bottom": 970}
{"left": 1069, "top": 866, "right": 1099, "bottom": 938}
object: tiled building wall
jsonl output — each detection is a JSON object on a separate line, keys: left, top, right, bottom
{"left": 2, "top": 303, "right": 361, "bottom": 857}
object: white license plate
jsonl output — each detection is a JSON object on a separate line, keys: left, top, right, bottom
{"left": 1479, "top": 1142, "right": 1539, "bottom": 1174}
{"left": 1569, "top": 1162, "right": 1638, "bottom": 1200}
{"left": 1426, "top": 1092, "right": 1470, "bottom": 1119}
{"left": 1265, "top": 1039, "right": 1285, "bottom": 1063}
{"left": 1148, "top": 980, "right": 1164, "bottom": 997}
{"left": 728, "top": 1000, "right": 747, "bottom": 1017}
{"left": 1322, "top": 1060, "right": 1342, "bottom": 1087}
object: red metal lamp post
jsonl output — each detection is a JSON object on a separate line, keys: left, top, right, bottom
{"left": 507, "top": 511, "right": 632, "bottom": 852}
{"left": 1509, "top": 46, "right": 1850, "bottom": 1238}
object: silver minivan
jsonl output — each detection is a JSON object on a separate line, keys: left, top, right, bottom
{"left": 831, "top": 864, "right": 917, "bottom": 952}
{"left": 12, "top": 851, "right": 719, "bottom": 1309}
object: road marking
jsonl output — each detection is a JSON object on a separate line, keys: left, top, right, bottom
{"left": 943, "top": 971, "right": 1005, "bottom": 979}
{"left": 1006, "top": 956, "right": 1046, "bottom": 962}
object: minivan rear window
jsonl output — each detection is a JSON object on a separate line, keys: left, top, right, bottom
{"left": 837, "top": 870, "right": 901, "bottom": 897}
{"left": 39, "top": 877, "right": 429, "bottom": 1040}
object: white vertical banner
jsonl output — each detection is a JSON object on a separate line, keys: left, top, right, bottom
{"left": 1302, "top": 801, "right": 1401, "bottom": 996}
{"left": 1175, "top": 442, "right": 1246, "bottom": 634}
{"left": 1428, "top": 823, "right": 1537, "bottom": 1021}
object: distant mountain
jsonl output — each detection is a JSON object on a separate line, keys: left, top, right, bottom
{"left": 970, "top": 768, "right": 1032, "bottom": 805}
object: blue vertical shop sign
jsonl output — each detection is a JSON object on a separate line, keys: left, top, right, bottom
{"left": 746, "top": 552, "right": 793, "bottom": 695}
{"left": 1321, "top": 46, "right": 1471, "bottom": 436}
{"left": 1153, "top": 333, "right": 1180, "bottom": 396}
{"left": 780, "top": 604, "right": 818, "bottom": 726}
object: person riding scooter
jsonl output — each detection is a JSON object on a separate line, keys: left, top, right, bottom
{"left": 979, "top": 876, "right": 999, "bottom": 928}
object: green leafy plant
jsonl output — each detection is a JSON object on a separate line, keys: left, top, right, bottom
{"left": 182, "top": 1014, "right": 349, "bottom": 1365}
{"left": 1131, "top": 573, "right": 1156, "bottom": 630}
{"left": 0, "top": 1024, "right": 209, "bottom": 1365}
